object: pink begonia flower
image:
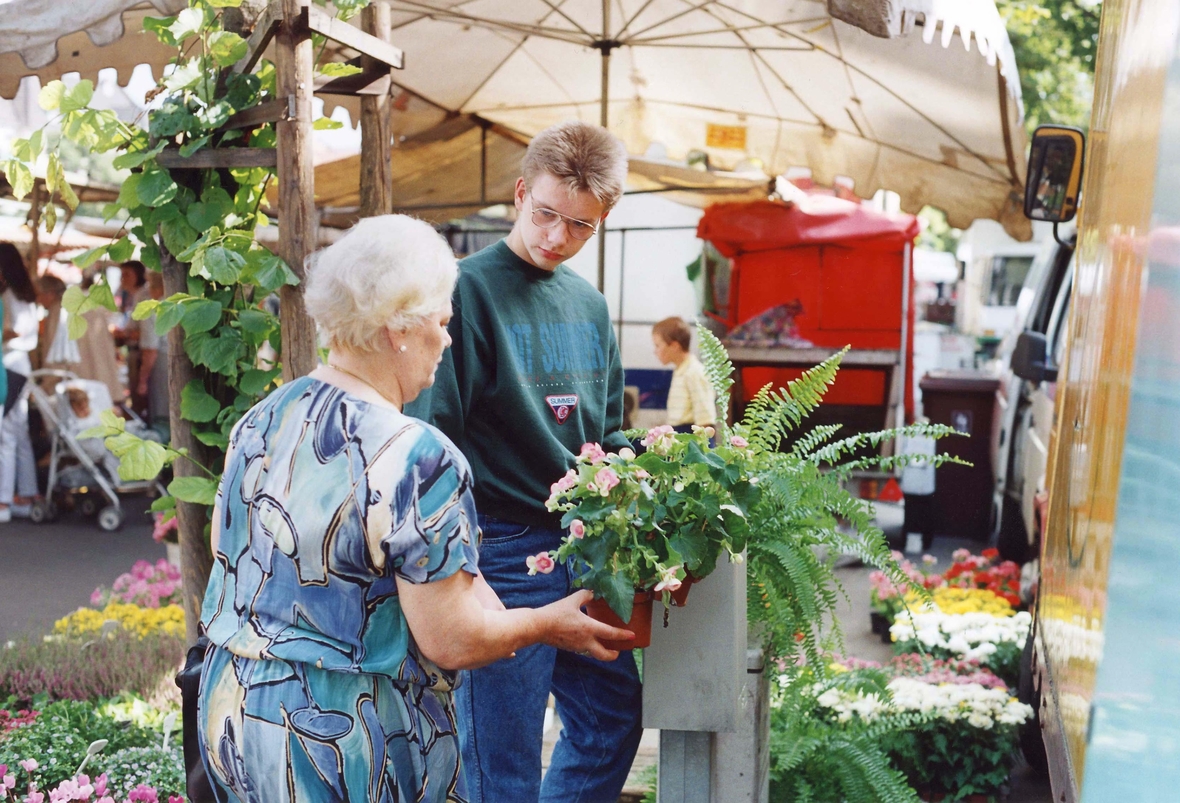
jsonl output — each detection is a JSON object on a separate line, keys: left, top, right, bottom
{"left": 634, "top": 468, "right": 650, "bottom": 479}
{"left": 640, "top": 425, "right": 674, "bottom": 447}
{"left": 3, "top": 773, "right": 14, "bottom": 790}
{"left": 578, "top": 442, "right": 607, "bottom": 464}
{"left": 526, "top": 553, "right": 556, "bottom": 576}
{"left": 691, "top": 425, "right": 716, "bottom": 439}
{"left": 92, "top": 775, "right": 107, "bottom": 797}
{"left": 25, "top": 792, "right": 44, "bottom": 803}
{"left": 729, "top": 435, "right": 749, "bottom": 448}
{"left": 569, "top": 520, "right": 585, "bottom": 539}
{"left": 617, "top": 447, "right": 636, "bottom": 461}
{"left": 653, "top": 566, "right": 683, "bottom": 593}
{"left": 127, "top": 785, "right": 159, "bottom": 803}
{"left": 952, "top": 548, "right": 971, "bottom": 563}
{"left": 594, "top": 468, "right": 619, "bottom": 496}
{"left": 17, "top": 761, "right": 35, "bottom": 774}
{"left": 169, "top": 798, "right": 185, "bottom": 803}
{"left": 921, "top": 554, "right": 937, "bottom": 565}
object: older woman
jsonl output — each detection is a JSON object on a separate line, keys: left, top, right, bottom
{"left": 197, "top": 215, "right": 629, "bottom": 802}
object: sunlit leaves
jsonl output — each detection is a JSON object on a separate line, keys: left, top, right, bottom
{"left": 209, "top": 31, "right": 248, "bottom": 67}
{"left": 169, "top": 8, "right": 206, "bottom": 43}
{"left": 319, "top": 62, "right": 363, "bottom": 78}
{"left": 168, "top": 476, "right": 219, "bottom": 505}
{"left": 1, "top": 160, "right": 33, "bottom": 201}
{"left": 59, "top": 80, "right": 94, "bottom": 113}
{"left": 313, "top": 117, "right": 343, "bottom": 130}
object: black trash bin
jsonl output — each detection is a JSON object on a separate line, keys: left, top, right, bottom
{"left": 918, "top": 370, "right": 1000, "bottom": 542}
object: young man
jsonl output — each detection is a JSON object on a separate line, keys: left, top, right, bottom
{"left": 652, "top": 316, "right": 716, "bottom": 432}
{"left": 406, "top": 121, "right": 641, "bottom": 802}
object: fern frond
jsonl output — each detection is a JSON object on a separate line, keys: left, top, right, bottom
{"left": 790, "top": 423, "right": 844, "bottom": 456}
{"left": 696, "top": 325, "right": 734, "bottom": 425}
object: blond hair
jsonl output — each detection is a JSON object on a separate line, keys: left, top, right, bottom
{"left": 304, "top": 215, "right": 458, "bottom": 353}
{"left": 522, "top": 121, "right": 628, "bottom": 209}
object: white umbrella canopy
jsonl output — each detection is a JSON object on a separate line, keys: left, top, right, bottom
{"left": 384, "top": 0, "right": 1031, "bottom": 238}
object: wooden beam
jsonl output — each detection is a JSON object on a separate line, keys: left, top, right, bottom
{"left": 275, "top": 0, "right": 319, "bottom": 380}
{"left": 157, "top": 147, "right": 278, "bottom": 169}
{"left": 304, "top": 3, "right": 404, "bottom": 69}
{"left": 233, "top": 0, "right": 282, "bottom": 74}
{"left": 359, "top": 0, "right": 392, "bottom": 217}
{"left": 315, "top": 68, "right": 391, "bottom": 97}
{"left": 219, "top": 97, "right": 291, "bottom": 131}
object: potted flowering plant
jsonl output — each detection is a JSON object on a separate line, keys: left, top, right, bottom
{"left": 541, "top": 424, "right": 760, "bottom": 637}
{"left": 541, "top": 328, "right": 963, "bottom": 657}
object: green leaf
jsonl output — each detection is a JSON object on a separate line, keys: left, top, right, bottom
{"left": 3, "top": 161, "right": 33, "bottom": 201}
{"left": 112, "top": 141, "right": 166, "bottom": 171}
{"left": 59, "top": 79, "right": 94, "bottom": 113}
{"left": 187, "top": 329, "right": 244, "bottom": 375}
{"left": 79, "top": 410, "right": 125, "bottom": 441}
{"left": 137, "top": 169, "right": 178, "bottom": 207}
{"left": 208, "top": 0, "right": 243, "bottom": 6}
{"left": 38, "top": 80, "right": 66, "bottom": 111}
{"left": 62, "top": 285, "right": 88, "bottom": 314}
{"left": 116, "top": 173, "right": 144, "bottom": 210}
{"left": 185, "top": 201, "right": 223, "bottom": 233}
{"left": 239, "top": 368, "right": 280, "bottom": 396}
{"left": 149, "top": 102, "right": 192, "bottom": 138}
{"left": 169, "top": 8, "right": 206, "bottom": 43}
{"left": 600, "top": 572, "right": 636, "bottom": 622}
{"left": 244, "top": 249, "right": 297, "bottom": 292}
{"left": 161, "top": 216, "right": 199, "bottom": 257}
{"left": 181, "top": 299, "right": 223, "bottom": 334}
{"left": 107, "top": 237, "right": 134, "bottom": 264}
{"left": 106, "top": 432, "right": 171, "bottom": 481}
{"left": 12, "top": 138, "right": 32, "bottom": 162}
{"left": 155, "top": 300, "right": 187, "bottom": 334}
{"left": 179, "top": 135, "right": 211, "bottom": 158}
{"left": 319, "top": 62, "right": 363, "bottom": 78}
{"left": 194, "top": 430, "right": 230, "bottom": 449}
{"left": 143, "top": 15, "right": 179, "bottom": 46}
{"left": 72, "top": 244, "right": 110, "bottom": 270}
{"left": 181, "top": 379, "right": 221, "bottom": 423}
{"left": 67, "top": 312, "right": 89, "bottom": 340}
{"left": 203, "top": 246, "right": 245, "bottom": 284}
{"left": 150, "top": 495, "right": 177, "bottom": 513}
{"left": 169, "top": 475, "right": 219, "bottom": 506}
{"left": 163, "top": 60, "right": 203, "bottom": 93}
{"left": 208, "top": 31, "right": 249, "bottom": 67}
{"left": 88, "top": 281, "right": 117, "bottom": 311}
{"left": 27, "top": 129, "right": 42, "bottom": 160}
{"left": 313, "top": 117, "right": 344, "bottom": 130}
{"left": 132, "top": 299, "right": 161, "bottom": 321}
{"left": 236, "top": 308, "right": 272, "bottom": 336}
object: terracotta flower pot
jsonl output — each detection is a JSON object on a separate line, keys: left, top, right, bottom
{"left": 584, "top": 592, "right": 653, "bottom": 650}
{"left": 669, "top": 573, "right": 698, "bottom": 607}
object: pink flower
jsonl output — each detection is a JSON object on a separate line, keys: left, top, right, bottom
{"left": 653, "top": 566, "right": 683, "bottom": 593}
{"left": 921, "top": 554, "right": 937, "bottom": 565}
{"left": 594, "top": 468, "right": 619, "bottom": 496}
{"left": 569, "top": 520, "right": 585, "bottom": 539}
{"left": 634, "top": 468, "right": 650, "bottom": 479}
{"left": 640, "top": 425, "right": 674, "bottom": 447}
{"left": 127, "top": 785, "right": 159, "bottom": 803}
{"left": 92, "top": 775, "right": 107, "bottom": 797}
{"left": 729, "top": 435, "right": 748, "bottom": 448}
{"left": 526, "top": 552, "right": 556, "bottom": 575}
{"left": 578, "top": 442, "right": 607, "bottom": 465}
{"left": 17, "top": 761, "right": 36, "bottom": 774}
{"left": 25, "top": 792, "right": 44, "bottom": 803}
{"left": 169, "top": 798, "right": 185, "bottom": 803}
{"left": 3, "top": 773, "right": 14, "bottom": 790}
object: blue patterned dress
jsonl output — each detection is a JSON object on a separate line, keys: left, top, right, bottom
{"left": 197, "top": 376, "right": 479, "bottom": 803}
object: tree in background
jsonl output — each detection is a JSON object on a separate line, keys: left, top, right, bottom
{"left": 997, "top": 0, "right": 1102, "bottom": 133}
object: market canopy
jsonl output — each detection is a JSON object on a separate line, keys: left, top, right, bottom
{"left": 0, "top": 0, "right": 1030, "bottom": 239}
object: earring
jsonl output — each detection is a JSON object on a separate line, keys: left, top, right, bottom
{"left": 399, "top": 345, "right": 407, "bottom": 353}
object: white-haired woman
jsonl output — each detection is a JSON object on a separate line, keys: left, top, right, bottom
{"left": 197, "top": 215, "right": 629, "bottom": 803}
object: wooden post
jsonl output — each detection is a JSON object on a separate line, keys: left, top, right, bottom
{"left": 160, "top": 242, "right": 214, "bottom": 646}
{"left": 359, "top": 0, "right": 393, "bottom": 217}
{"left": 275, "top": 0, "right": 319, "bottom": 379}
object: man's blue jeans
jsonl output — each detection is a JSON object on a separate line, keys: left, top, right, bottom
{"left": 456, "top": 515, "right": 644, "bottom": 803}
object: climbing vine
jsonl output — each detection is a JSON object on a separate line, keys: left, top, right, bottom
{"left": 1, "top": 0, "right": 365, "bottom": 516}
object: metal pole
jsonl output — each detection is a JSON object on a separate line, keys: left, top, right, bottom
{"left": 596, "top": 0, "right": 611, "bottom": 294}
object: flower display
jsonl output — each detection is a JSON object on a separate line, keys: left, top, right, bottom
{"left": 542, "top": 423, "right": 758, "bottom": 619}
{"left": 890, "top": 609, "right": 1032, "bottom": 685}
{"left": 90, "top": 561, "right": 182, "bottom": 610}
{"left": 54, "top": 604, "right": 185, "bottom": 640}
{"left": 149, "top": 514, "right": 178, "bottom": 546}
{"left": 870, "top": 549, "right": 1023, "bottom": 623}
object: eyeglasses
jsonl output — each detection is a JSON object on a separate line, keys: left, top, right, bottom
{"left": 529, "top": 197, "right": 599, "bottom": 241}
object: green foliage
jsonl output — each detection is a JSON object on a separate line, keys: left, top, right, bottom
{"left": 0, "top": 0, "right": 352, "bottom": 532}
{"left": 97, "top": 745, "right": 187, "bottom": 799}
{"left": 696, "top": 329, "right": 957, "bottom": 663}
{"left": 879, "top": 720, "right": 1022, "bottom": 799}
{"left": 998, "top": 0, "right": 1102, "bottom": 133}
{"left": 769, "top": 671, "right": 923, "bottom": 803}
{"left": 0, "top": 699, "right": 159, "bottom": 790}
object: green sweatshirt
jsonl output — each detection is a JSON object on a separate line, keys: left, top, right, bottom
{"left": 405, "top": 240, "right": 631, "bottom": 528}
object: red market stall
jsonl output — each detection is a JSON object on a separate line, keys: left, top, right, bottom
{"left": 698, "top": 197, "right": 921, "bottom": 442}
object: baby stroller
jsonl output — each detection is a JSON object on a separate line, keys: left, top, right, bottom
{"left": 23, "top": 369, "right": 167, "bottom": 531}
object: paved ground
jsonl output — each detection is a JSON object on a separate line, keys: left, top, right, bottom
{"left": 0, "top": 495, "right": 165, "bottom": 643}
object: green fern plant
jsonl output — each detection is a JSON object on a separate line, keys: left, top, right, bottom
{"left": 769, "top": 668, "right": 925, "bottom": 803}
{"left": 696, "top": 326, "right": 962, "bottom": 663}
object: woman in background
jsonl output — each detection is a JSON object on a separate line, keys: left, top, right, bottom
{"left": 0, "top": 243, "right": 40, "bottom": 523}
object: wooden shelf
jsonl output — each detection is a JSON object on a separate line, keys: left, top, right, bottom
{"left": 725, "top": 346, "right": 900, "bottom": 368}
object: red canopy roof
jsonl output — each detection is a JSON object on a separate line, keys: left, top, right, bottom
{"left": 698, "top": 197, "right": 920, "bottom": 257}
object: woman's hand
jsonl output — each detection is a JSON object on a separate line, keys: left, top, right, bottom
{"left": 536, "top": 590, "right": 634, "bottom": 661}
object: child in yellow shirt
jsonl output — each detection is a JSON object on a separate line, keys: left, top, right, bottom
{"left": 652, "top": 317, "right": 716, "bottom": 432}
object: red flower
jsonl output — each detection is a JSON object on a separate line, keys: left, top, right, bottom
{"left": 945, "top": 565, "right": 964, "bottom": 579}
{"left": 981, "top": 548, "right": 1000, "bottom": 561}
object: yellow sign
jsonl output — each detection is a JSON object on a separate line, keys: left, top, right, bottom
{"left": 706, "top": 123, "right": 747, "bottom": 151}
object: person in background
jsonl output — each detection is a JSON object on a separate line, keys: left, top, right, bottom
{"left": 652, "top": 316, "right": 716, "bottom": 433}
{"left": 0, "top": 243, "right": 40, "bottom": 522}
{"left": 115, "top": 260, "right": 149, "bottom": 416}
{"left": 197, "top": 215, "right": 628, "bottom": 802}
{"left": 36, "top": 275, "right": 80, "bottom": 379}
{"left": 75, "top": 270, "right": 124, "bottom": 403}
{"left": 406, "top": 121, "right": 641, "bottom": 803}
{"left": 135, "top": 271, "right": 169, "bottom": 438}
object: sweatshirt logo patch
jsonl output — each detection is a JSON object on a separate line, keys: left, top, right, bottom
{"left": 545, "top": 394, "right": 578, "bottom": 425}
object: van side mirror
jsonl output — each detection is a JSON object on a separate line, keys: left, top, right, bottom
{"left": 1024, "top": 126, "right": 1085, "bottom": 223}
{"left": 1011, "top": 330, "right": 1058, "bottom": 383}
